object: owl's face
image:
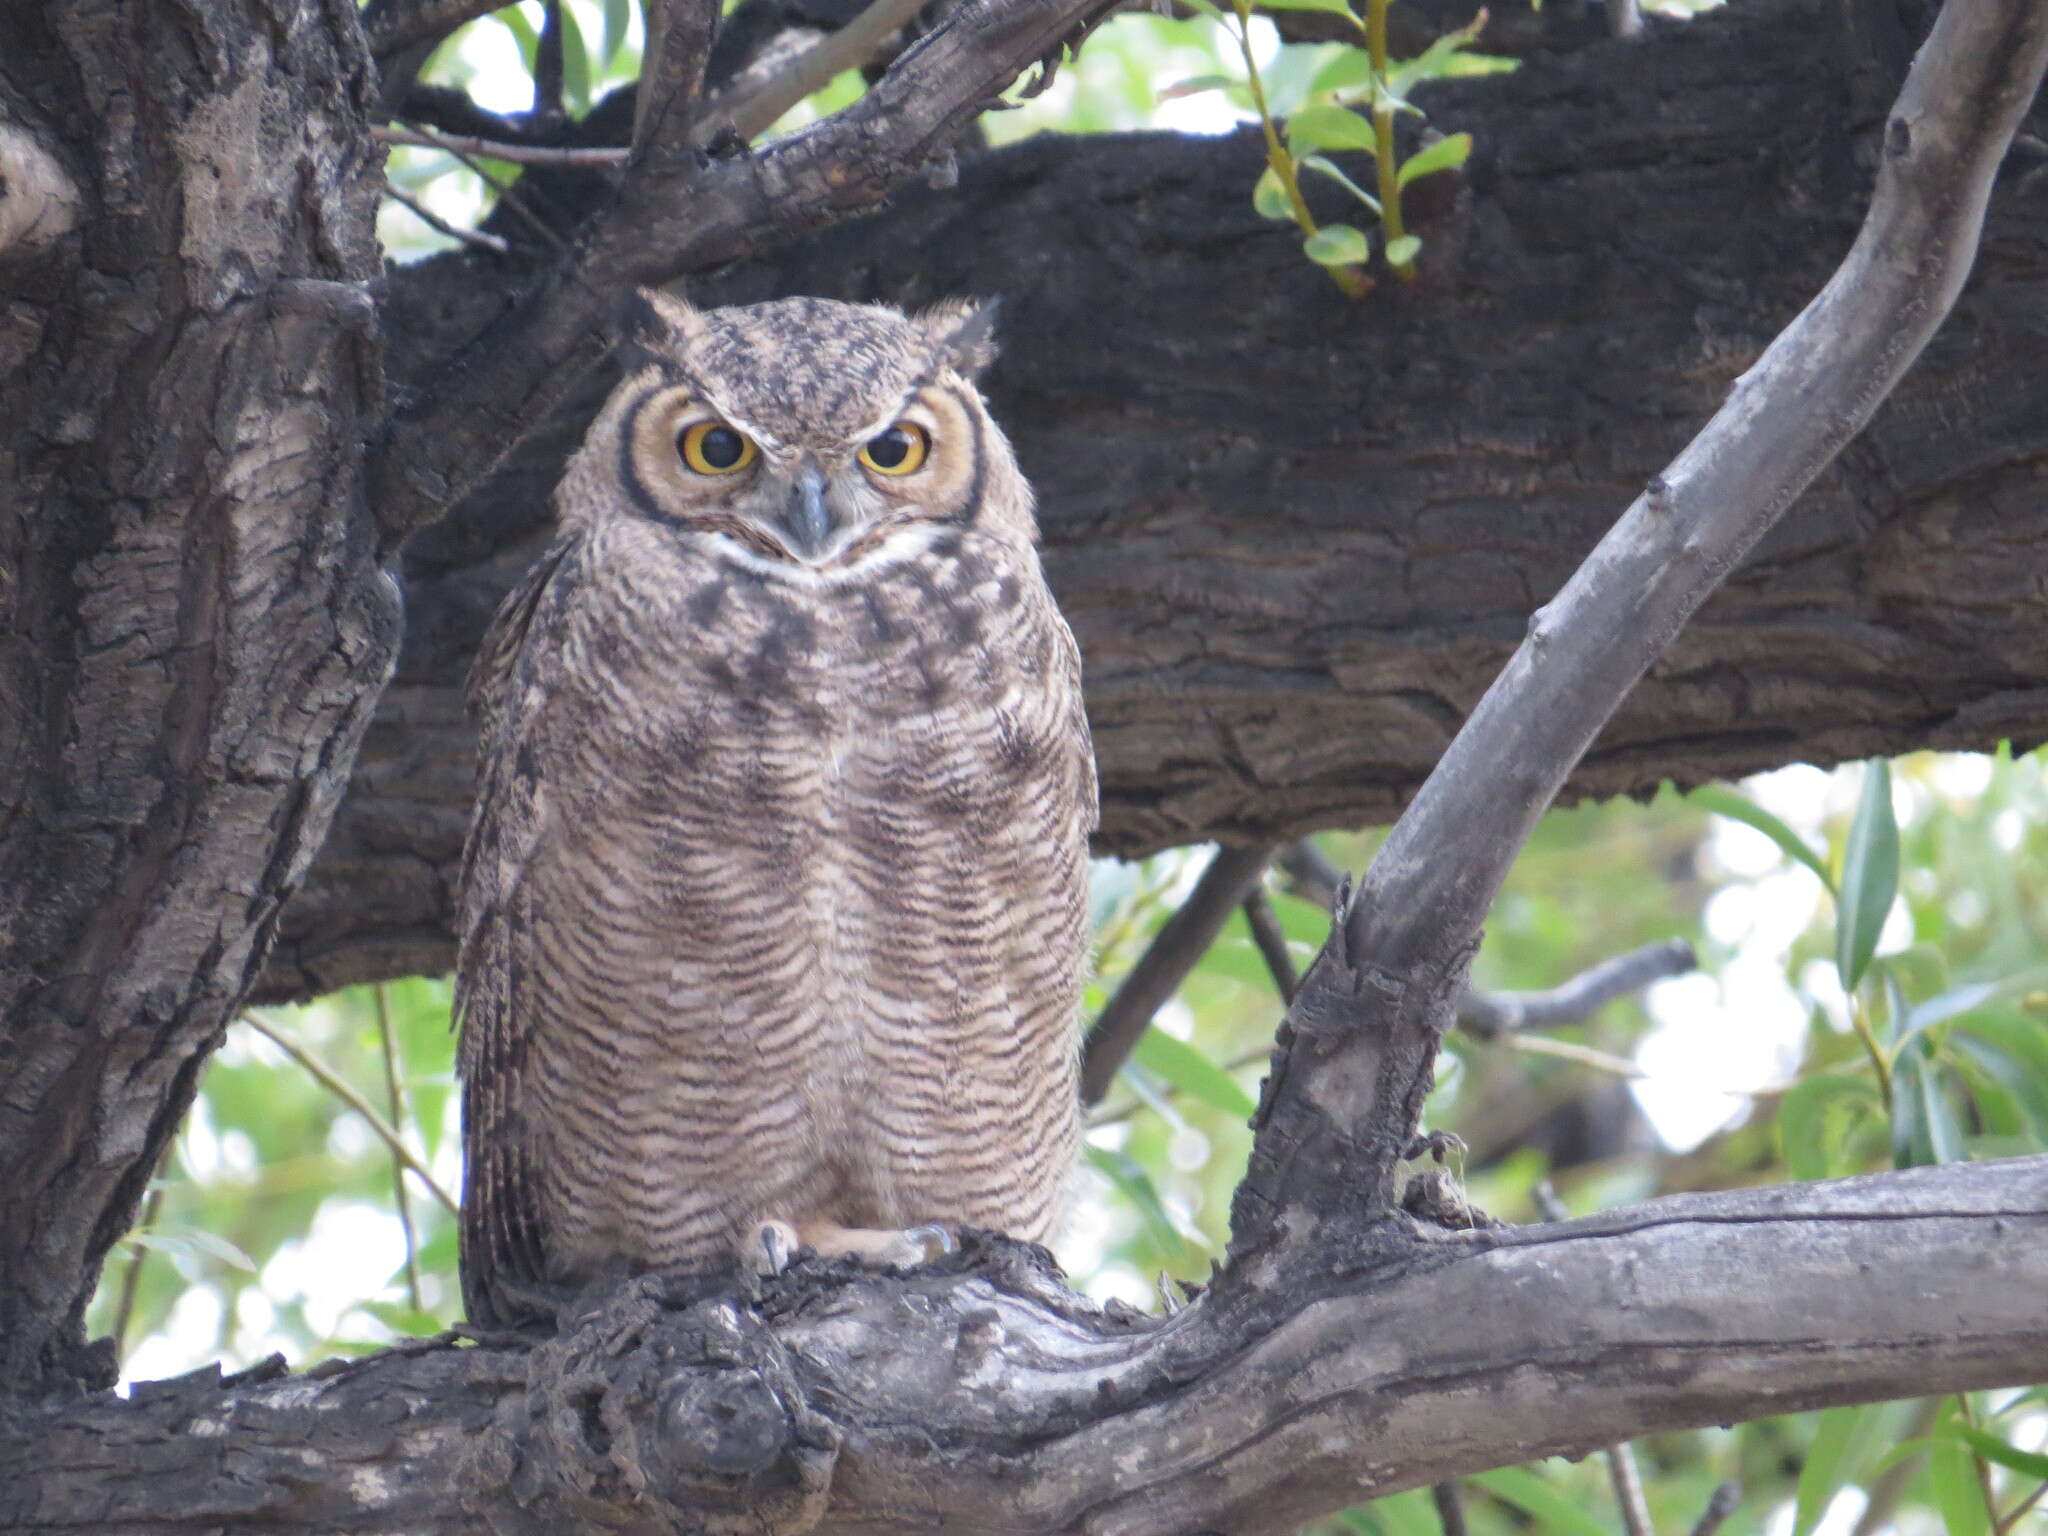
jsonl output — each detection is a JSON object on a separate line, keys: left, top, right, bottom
{"left": 572, "top": 291, "right": 1023, "bottom": 568}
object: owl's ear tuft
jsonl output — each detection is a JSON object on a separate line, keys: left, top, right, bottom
{"left": 618, "top": 287, "right": 707, "bottom": 370}
{"left": 917, "top": 296, "right": 1001, "bottom": 381}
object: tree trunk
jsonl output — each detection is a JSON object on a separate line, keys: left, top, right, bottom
{"left": 0, "top": 2, "right": 398, "bottom": 1395}
{"left": 261, "top": 0, "right": 2048, "bottom": 1001}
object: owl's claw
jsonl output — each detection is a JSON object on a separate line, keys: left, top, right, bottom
{"left": 754, "top": 1220, "right": 799, "bottom": 1276}
{"left": 902, "top": 1224, "right": 957, "bottom": 1263}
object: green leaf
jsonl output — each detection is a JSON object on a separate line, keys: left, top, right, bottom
{"left": 1927, "top": 1411, "right": 1992, "bottom": 1536}
{"left": 1132, "top": 1029, "right": 1258, "bottom": 1120}
{"left": 1299, "top": 154, "right": 1380, "bottom": 212}
{"left": 601, "top": 0, "right": 634, "bottom": 70}
{"left": 1891, "top": 1038, "right": 1961, "bottom": 1168}
{"left": 1253, "top": 166, "right": 1295, "bottom": 220}
{"left": 1836, "top": 759, "right": 1901, "bottom": 993}
{"left": 1793, "top": 1406, "right": 1862, "bottom": 1536}
{"left": 1952, "top": 1016, "right": 2048, "bottom": 1134}
{"left": 1255, "top": 0, "right": 1362, "bottom": 14}
{"left": 1303, "top": 223, "right": 1369, "bottom": 266}
{"left": 1181, "top": 0, "right": 1236, "bottom": 25}
{"left": 1159, "top": 73, "right": 1239, "bottom": 101}
{"left": 496, "top": 6, "right": 541, "bottom": 71}
{"left": 1396, "top": 131, "right": 1473, "bottom": 188}
{"left": 1955, "top": 1423, "right": 2048, "bottom": 1480}
{"left": 1778, "top": 1073, "right": 1879, "bottom": 1182}
{"left": 1470, "top": 1467, "right": 1614, "bottom": 1536}
{"left": 1383, "top": 234, "right": 1421, "bottom": 267}
{"left": 1689, "top": 785, "right": 1836, "bottom": 894}
{"left": 558, "top": 4, "right": 593, "bottom": 113}
{"left": 1287, "top": 103, "right": 1378, "bottom": 154}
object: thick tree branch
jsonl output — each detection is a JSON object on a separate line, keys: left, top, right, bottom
{"left": 367, "top": 0, "right": 1115, "bottom": 545}
{"left": 362, "top": 0, "right": 517, "bottom": 61}
{"left": 4, "top": 1159, "right": 2043, "bottom": 1533}
{"left": 1226, "top": 0, "right": 2048, "bottom": 1263}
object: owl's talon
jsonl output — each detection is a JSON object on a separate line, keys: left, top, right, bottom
{"left": 903, "top": 1224, "right": 956, "bottom": 1263}
{"left": 755, "top": 1220, "right": 799, "bottom": 1276}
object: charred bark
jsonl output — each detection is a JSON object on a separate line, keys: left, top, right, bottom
{"left": 263, "top": 0, "right": 2048, "bottom": 1001}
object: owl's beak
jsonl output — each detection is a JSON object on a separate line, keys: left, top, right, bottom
{"left": 779, "top": 465, "right": 834, "bottom": 561}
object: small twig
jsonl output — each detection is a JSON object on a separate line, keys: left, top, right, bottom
{"left": 1500, "top": 1033, "right": 1647, "bottom": 1078}
{"left": 239, "top": 1012, "right": 459, "bottom": 1217}
{"left": 1535, "top": 1181, "right": 1654, "bottom": 1536}
{"left": 535, "top": 0, "right": 567, "bottom": 125}
{"left": 1998, "top": 1478, "right": 2048, "bottom": 1535}
{"left": 382, "top": 180, "right": 511, "bottom": 255}
{"left": 1432, "top": 1480, "right": 1470, "bottom": 1536}
{"left": 1459, "top": 938, "right": 1697, "bottom": 1038}
{"left": 372, "top": 986, "right": 425, "bottom": 1314}
{"left": 373, "top": 124, "right": 629, "bottom": 167}
{"left": 1690, "top": 1483, "right": 1740, "bottom": 1536}
{"left": 1955, "top": 1395, "right": 2003, "bottom": 1536}
{"left": 1607, "top": 1435, "right": 1655, "bottom": 1536}
{"left": 1080, "top": 846, "right": 1275, "bottom": 1105}
{"left": 1241, "top": 885, "right": 1298, "bottom": 1004}
{"left": 112, "top": 1181, "right": 167, "bottom": 1357}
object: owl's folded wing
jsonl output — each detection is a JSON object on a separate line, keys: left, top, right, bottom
{"left": 454, "top": 533, "right": 585, "bottom": 1325}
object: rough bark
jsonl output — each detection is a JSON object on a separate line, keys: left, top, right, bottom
{"left": 261, "top": 0, "right": 2048, "bottom": 1001}
{"left": 0, "top": 2, "right": 399, "bottom": 1396}
{"left": 4, "top": 1160, "right": 2044, "bottom": 1535}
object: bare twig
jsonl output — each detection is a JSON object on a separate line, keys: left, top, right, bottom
{"left": 369, "top": 0, "right": 1119, "bottom": 545}
{"left": 1231, "top": 0, "right": 2048, "bottom": 1257}
{"left": 382, "top": 180, "right": 512, "bottom": 255}
{"left": 111, "top": 1181, "right": 166, "bottom": 1358}
{"left": 535, "top": 0, "right": 567, "bottom": 125}
{"left": 1500, "top": 1033, "right": 1646, "bottom": 1079}
{"left": 239, "top": 1012, "right": 459, "bottom": 1217}
{"left": 363, "top": 0, "right": 518, "bottom": 60}
{"left": 1998, "top": 1478, "right": 2048, "bottom": 1535}
{"left": 1432, "top": 1480, "right": 1469, "bottom": 1536}
{"left": 1459, "top": 938, "right": 1697, "bottom": 1038}
{"left": 698, "top": 0, "right": 930, "bottom": 144}
{"left": 373, "top": 125, "right": 630, "bottom": 167}
{"left": 1690, "top": 1483, "right": 1741, "bottom": 1536}
{"left": 371, "top": 986, "right": 425, "bottom": 1314}
{"left": 1241, "top": 884, "right": 1299, "bottom": 1004}
{"left": 1080, "top": 846, "right": 1274, "bottom": 1105}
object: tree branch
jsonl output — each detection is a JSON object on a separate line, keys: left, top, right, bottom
{"left": 1458, "top": 938, "right": 1697, "bottom": 1039}
{"left": 5, "top": 1159, "right": 2043, "bottom": 1532}
{"left": 1227, "top": 0, "right": 2048, "bottom": 1263}
{"left": 361, "top": 0, "right": 517, "bottom": 61}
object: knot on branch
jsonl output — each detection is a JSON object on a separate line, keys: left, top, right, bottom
{"left": 467, "top": 1277, "right": 838, "bottom": 1534}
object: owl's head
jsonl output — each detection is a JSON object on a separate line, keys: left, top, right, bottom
{"left": 560, "top": 290, "right": 1029, "bottom": 566}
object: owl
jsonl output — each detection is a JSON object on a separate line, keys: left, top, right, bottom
{"left": 454, "top": 291, "right": 1097, "bottom": 1326}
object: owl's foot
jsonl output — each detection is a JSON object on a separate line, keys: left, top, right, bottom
{"left": 749, "top": 1218, "right": 957, "bottom": 1275}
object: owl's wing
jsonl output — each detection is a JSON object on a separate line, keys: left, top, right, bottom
{"left": 454, "top": 533, "right": 585, "bottom": 1326}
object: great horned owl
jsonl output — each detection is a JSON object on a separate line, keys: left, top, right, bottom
{"left": 455, "top": 291, "right": 1097, "bottom": 1326}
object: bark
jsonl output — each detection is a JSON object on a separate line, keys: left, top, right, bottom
{"left": 0, "top": 2, "right": 399, "bottom": 1396}
{"left": 261, "top": 0, "right": 2048, "bottom": 1001}
{"left": 3, "top": 1160, "right": 2045, "bottom": 1535}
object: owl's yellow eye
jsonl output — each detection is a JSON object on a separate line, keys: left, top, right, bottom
{"left": 858, "top": 422, "right": 930, "bottom": 477}
{"left": 679, "top": 421, "right": 757, "bottom": 475}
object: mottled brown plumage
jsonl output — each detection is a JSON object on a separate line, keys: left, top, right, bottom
{"left": 455, "top": 292, "right": 1096, "bottom": 1326}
